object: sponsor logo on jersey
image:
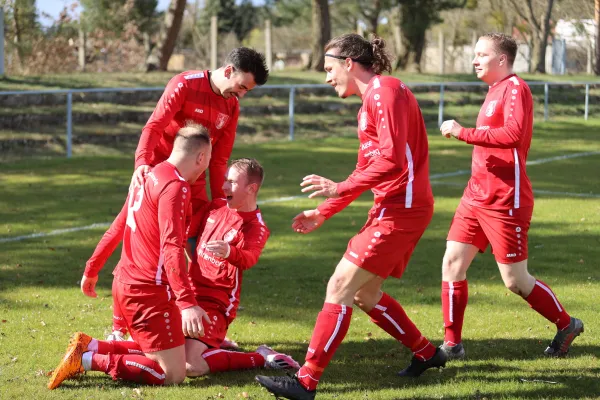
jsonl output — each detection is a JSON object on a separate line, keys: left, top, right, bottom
{"left": 223, "top": 228, "right": 238, "bottom": 243}
{"left": 361, "top": 140, "right": 373, "bottom": 150}
{"left": 476, "top": 125, "right": 490, "bottom": 130}
{"left": 360, "top": 111, "right": 368, "bottom": 131}
{"left": 194, "top": 108, "right": 204, "bottom": 114}
{"left": 364, "top": 149, "right": 381, "bottom": 158}
{"left": 198, "top": 242, "right": 227, "bottom": 268}
{"left": 215, "top": 113, "right": 230, "bottom": 129}
{"left": 184, "top": 72, "right": 205, "bottom": 80}
{"left": 506, "top": 253, "right": 517, "bottom": 258}
{"left": 207, "top": 217, "right": 215, "bottom": 223}
{"left": 485, "top": 100, "right": 498, "bottom": 117}
{"left": 349, "top": 251, "right": 358, "bottom": 258}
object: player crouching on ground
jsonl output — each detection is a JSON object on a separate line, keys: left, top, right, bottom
{"left": 184, "top": 158, "right": 299, "bottom": 376}
{"left": 48, "top": 124, "right": 213, "bottom": 389}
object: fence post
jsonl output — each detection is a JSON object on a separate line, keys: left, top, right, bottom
{"left": 584, "top": 83, "right": 589, "bottom": 121}
{"left": 438, "top": 84, "right": 445, "bottom": 127}
{"left": 289, "top": 86, "right": 296, "bottom": 141}
{"left": 67, "top": 91, "right": 73, "bottom": 158}
{"left": 544, "top": 83, "right": 549, "bottom": 122}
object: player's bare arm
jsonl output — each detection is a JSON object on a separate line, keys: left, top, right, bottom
{"left": 301, "top": 174, "right": 340, "bottom": 199}
{"left": 440, "top": 119, "right": 464, "bottom": 139}
{"left": 292, "top": 209, "right": 326, "bottom": 234}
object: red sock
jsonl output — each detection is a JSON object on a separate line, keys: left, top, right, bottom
{"left": 367, "top": 292, "right": 435, "bottom": 361}
{"left": 202, "top": 349, "right": 265, "bottom": 372}
{"left": 525, "top": 280, "right": 571, "bottom": 330}
{"left": 442, "top": 280, "right": 468, "bottom": 345}
{"left": 97, "top": 340, "right": 143, "bottom": 355}
{"left": 297, "top": 303, "right": 352, "bottom": 391}
{"left": 91, "top": 353, "right": 165, "bottom": 385}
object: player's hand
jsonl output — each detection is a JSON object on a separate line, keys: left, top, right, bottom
{"left": 81, "top": 275, "right": 98, "bottom": 298}
{"left": 132, "top": 165, "right": 150, "bottom": 188}
{"left": 181, "top": 306, "right": 212, "bottom": 339}
{"left": 206, "top": 240, "right": 230, "bottom": 258}
{"left": 292, "top": 209, "right": 326, "bottom": 234}
{"left": 300, "top": 174, "right": 340, "bottom": 198}
{"left": 440, "top": 119, "right": 463, "bottom": 138}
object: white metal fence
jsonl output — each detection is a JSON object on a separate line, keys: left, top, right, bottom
{"left": 0, "top": 81, "right": 598, "bottom": 157}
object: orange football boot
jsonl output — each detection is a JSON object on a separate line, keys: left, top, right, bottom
{"left": 47, "top": 332, "right": 93, "bottom": 389}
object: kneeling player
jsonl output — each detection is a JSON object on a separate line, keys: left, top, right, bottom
{"left": 48, "top": 124, "right": 212, "bottom": 389}
{"left": 185, "top": 158, "right": 299, "bottom": 376}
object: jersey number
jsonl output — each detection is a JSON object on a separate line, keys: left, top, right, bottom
{"left": 126, "top": 186, "right": 145, "bottom": 232}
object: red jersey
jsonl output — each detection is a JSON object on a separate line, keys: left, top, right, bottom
{"left": 113, "top": 161, "right": 197, "bottom": 311}
{"left": 317, "top": 75, "right": 433, "bottom": 218}
{"left": 187, "top": 199, "right": 269, "bottom": 323}
{"left": 135, "top": 70, "right": 240, "bottom": 200}
{"left": 457, "top": 74, "right": 534, "bottom": 209}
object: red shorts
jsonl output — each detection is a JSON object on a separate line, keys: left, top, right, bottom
{"left": 187, "top": 302, "right": 229, "bottom": 349}
{"left": 344, "top": 205, "right": 433, "bottom": 279}
{"left": 112, "top": 279, "right": 184, "bottom": 353}
{"left": 447, "top": 200, "right": 533, "bottom": 264}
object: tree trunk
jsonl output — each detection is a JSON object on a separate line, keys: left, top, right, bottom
{"left": 145, "top": 0, "right": 187, "bottom": 72}
{"left": 534, "top": 0, "right": 554, "bottom": 73}
{"left": 309, "top": 0, "right": 331, "bottom": 71}
{"left": 595, "top": 0, "right": 600, "bottom": 75}
{"left": 12, "top": 3, "right": 25, "bottom": 70}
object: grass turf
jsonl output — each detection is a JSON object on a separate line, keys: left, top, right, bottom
{"left": 0, "top": 118, "right": 599, "bottom": 399}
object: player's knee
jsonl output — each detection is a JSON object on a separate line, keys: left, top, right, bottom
{"left": 442, "top": 252, "right": 464, "bottom": 278}
{"left": 326, "top": 274, "right": 350, "bottom": 297}
{"left": 186, "top": 361, "right": 210, "bottom": 377}
{"left": 503, "top": 278, "right": 526, "bottom": 296}
{"left": 162, "top": 364, "right": 187, "bottom": 385}
{"left": 353, "top": 290, "right": 377, "bottom": 312}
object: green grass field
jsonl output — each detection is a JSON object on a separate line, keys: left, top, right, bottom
{"left": 1, "top": 118, "right": 599, "bottom": 399}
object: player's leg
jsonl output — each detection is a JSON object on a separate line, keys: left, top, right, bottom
{"left": 354, "top": 278, "right": 441, "bottom": 370}
{"left": 47, "top": 332, "right": 170, "bottom": 389}
{"left": 257, "top": 257, "right": 377, "bottom": 399}
{"left": 441, "top": 201, "right": 487, "bottom": 359}
{"left": 107, "top": 279, "right": 129, "bottom": 341}
{"left": 497, "top": 259, "right": 583, "bottom": 356}
{"left": 483, "top": 206, "right": 583, "bottom": 356}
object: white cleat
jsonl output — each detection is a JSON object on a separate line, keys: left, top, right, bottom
{"left": 256, "top": 344, "right": 300, "bottom": 370}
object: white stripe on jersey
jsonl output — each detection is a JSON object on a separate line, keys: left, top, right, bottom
{"left": 513, "top": 148, "right": 520, "bottom": 209}
{"left": 225, "top": 268, "right": 240, "bottom": 317}
{"left": 373, "top": 77, "right": 381, "bottom": 89}
{"left": 405, "top": 143, "right": 415, "bottom": 208}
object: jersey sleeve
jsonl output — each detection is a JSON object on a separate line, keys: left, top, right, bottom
{"left": 84, "top": 201, "right": 127, "bottom": 278}
{"left": 226, "top": 222, "right": 269, "bottom": 271}
{"left": 316, "top": 190, "right": 363, "bottom": 219}
{"left": 135, "top": 74, "right": 188, "bottom": 168}
{"left": 209, "top": 103, "right": 239, "bottom": 200}
{"left": 457, "top": 82, "right": 532, "bottom": 148}
{"left": 158, "top": 181, "right": 198, "bottom": 310}
{"left": 336, "top": 87, "right": 407, "bottom": 196}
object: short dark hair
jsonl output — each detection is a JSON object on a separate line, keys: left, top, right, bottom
{"left": 325, "top": 33, "right": 392, "bottom": 75}
{"left": 230, "top": 158, "right": 264, "bottom": 188}
{"left": 174, "top": 121, "right": 210, "bottom": 153}
{"left": 481, "top": 33, "right": 518, "bottom": 66}
{"left": 224, "top": 47, "right": 269, "bottom": 86}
